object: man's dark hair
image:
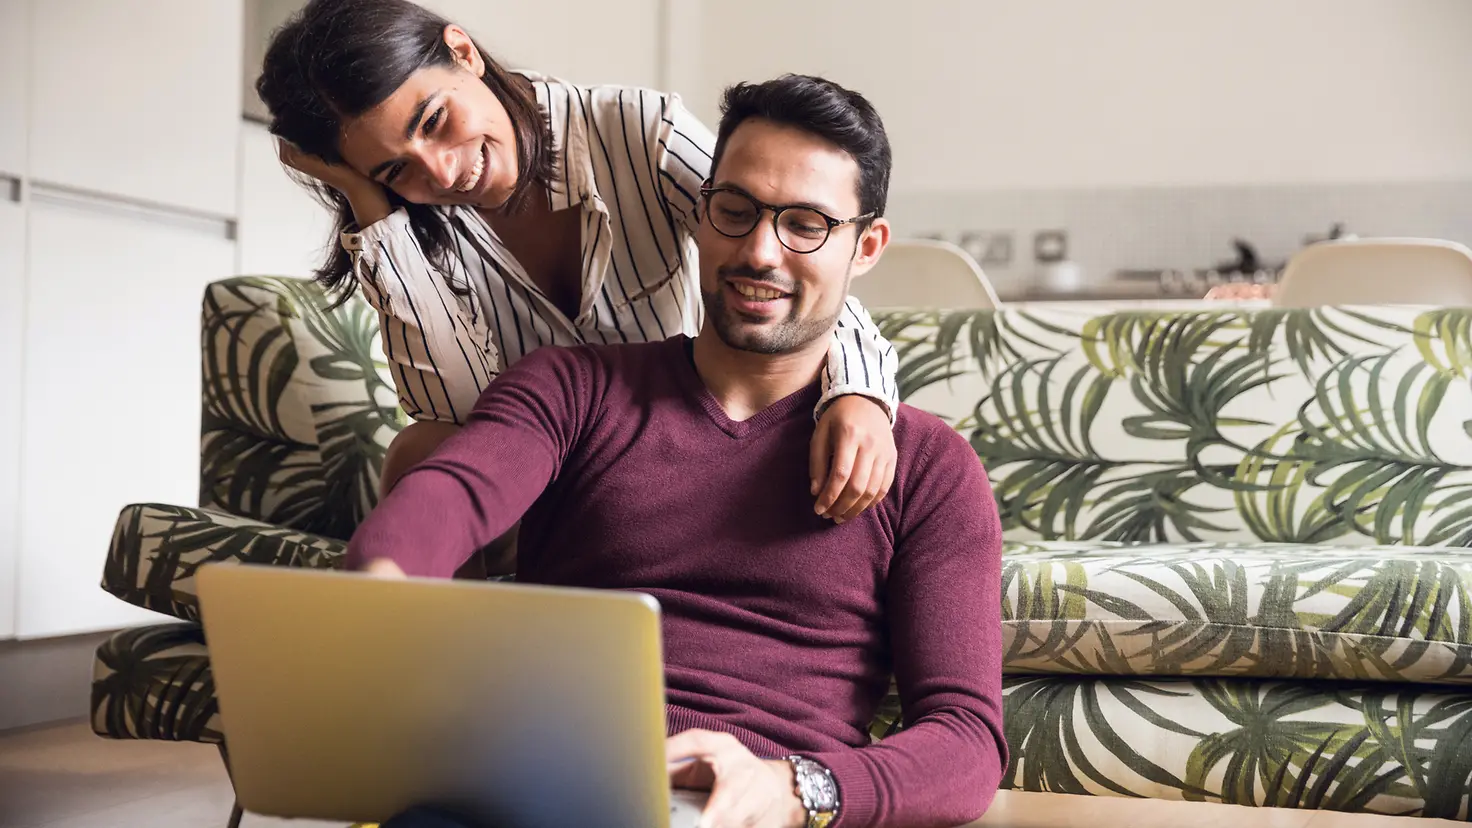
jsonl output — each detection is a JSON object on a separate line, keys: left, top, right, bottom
{"left": 709, "top": 75, "right": 891, "bottom": 222}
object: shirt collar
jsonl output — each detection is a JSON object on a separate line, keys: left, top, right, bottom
{"left": 519, "top": 70, "right": 601, "bottom": 213}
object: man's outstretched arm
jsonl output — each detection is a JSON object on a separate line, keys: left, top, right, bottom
{"left": 808, "top": 424, "right": 1008, "bottom": 828}
{"left": 345, "top": 346, "right": 598, "bottom": 577}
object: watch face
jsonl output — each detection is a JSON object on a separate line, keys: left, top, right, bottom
{"left": 797, "top": 762, "right": 838, "bottom": 810}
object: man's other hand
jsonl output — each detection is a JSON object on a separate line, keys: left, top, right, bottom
{"left": 363, "top": 559, "right": 407, "bottom": 579}
{"left": 667, "top": 730, "right": 805, "bottom": 828}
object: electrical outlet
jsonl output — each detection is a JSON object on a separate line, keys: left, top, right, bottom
{"left": 958, "top": 231, "right": 1014, "bottom": 267}
{"left": 982, "top": 233, "right": 1013, "bottom": 266}
{"left": 1034, "top": 229, "right": 1068, "bottom": 263}
{"left": 957, "top": 232, "right": 987, "bottom": 264}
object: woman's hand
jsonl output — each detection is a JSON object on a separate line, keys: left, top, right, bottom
{"left": 278, "top": 139, "right": 369, "bottom": 193}
{"left": 277, "top": 139, "right": 393, "bottom": 227}
{"left": 811, "top": 395, "right": 897, "bottom": 524}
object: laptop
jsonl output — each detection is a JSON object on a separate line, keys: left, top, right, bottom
{"left": 196, "top": 564, "right": 707, "bottom": 828}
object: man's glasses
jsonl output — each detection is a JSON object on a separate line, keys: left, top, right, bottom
{"left": 699, "top": 185, "right": 874, "bottom": 255}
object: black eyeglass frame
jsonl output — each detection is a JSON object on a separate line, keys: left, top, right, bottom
{"left": 698, "top": 183, "right": 876, "bottom": 254}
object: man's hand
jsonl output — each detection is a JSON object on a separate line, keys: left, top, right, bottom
{"left": 363, "top": 558, "right": 407, "bottom": 579}
{"left": 811, "top": 395, "right": 896, "bottom": 524}
{"left": 667, "top": 730, "right": 805, "bottom": 828}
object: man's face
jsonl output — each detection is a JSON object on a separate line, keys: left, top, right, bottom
{"left": 696, "top": 118, "right": 886, "bottom": 355}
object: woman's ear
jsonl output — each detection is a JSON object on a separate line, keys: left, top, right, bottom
{"left": 442, "top": 25, "right": 485, "bottom": 77}
{"left": 850, "top": 218, "right": 891, "bottom": 278}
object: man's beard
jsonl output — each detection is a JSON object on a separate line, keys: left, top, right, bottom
{"left": 702, "top": 266, "right": 848, "bottom": 355}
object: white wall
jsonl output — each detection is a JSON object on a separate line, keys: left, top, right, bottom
{"left": 419, "top": 0, "right": 662, "bottom": 88}
{"left": 694, "top": 0, "right": 1472, "bottom": 191}
{"left": 238, "top": 121, "right": 336, "bottom": 278}
{"left": 0, "top": 0, "right": 26, "bottom": 178}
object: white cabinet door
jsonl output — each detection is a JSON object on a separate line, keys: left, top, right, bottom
{"left": 0, "top": 1, "right": 26, "bottom": 176}
{"left": 28, "top": 0, "right": 243, "bottom": 216}
{"left": 0, "top": 201, "right": 23, "bottom": 638}
{"left": 18, "top": 200, "right": 235, "bottom": 638}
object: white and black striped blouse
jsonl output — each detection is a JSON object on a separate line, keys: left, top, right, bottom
{"left": 342, "top": 72, "right": 898, "bottom": 425}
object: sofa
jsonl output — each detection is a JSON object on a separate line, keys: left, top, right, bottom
{"left": 93, "top": 276, "right": 1472, "bottom": 820}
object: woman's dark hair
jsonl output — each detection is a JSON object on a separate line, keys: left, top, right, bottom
{"left": 709, "top": 74, "right": 891, "bottom": 223}
{"left": 256, "top": 0, "right": 555, "bottom": 298}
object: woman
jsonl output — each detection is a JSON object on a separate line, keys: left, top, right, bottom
{"left": 257, "top": 0, "right": 900, "bottom": 526}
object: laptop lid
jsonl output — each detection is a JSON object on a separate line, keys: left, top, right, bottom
{"left": 197, "top": 564, "right": 692, "bottom": 828}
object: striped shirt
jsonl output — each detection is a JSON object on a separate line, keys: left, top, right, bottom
{"left": 342, "top": 72, "right": 898, "bottom": 425}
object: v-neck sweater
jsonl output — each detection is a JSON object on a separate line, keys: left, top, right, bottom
{"left": 346, "top": 336, "right": 1007, "bottom": 828}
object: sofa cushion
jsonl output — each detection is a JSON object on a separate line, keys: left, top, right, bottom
{"left": 93, "top": 624, "right": 1472, "bottom": 818}
{"left": 1004, "top": 540, "right": 1472, "bottom": 684}
{"left": 91, "top": 623, "right": 220, "bottom": 743}
{"left": 998, "top": 673, "right": 1472, "bottom": 818}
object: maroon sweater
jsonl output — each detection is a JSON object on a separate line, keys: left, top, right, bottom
{"left": 347, "top": 336, "right": 1007, "bottom": 828}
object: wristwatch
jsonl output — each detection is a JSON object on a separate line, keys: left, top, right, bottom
{"left": 785, "top": 755, "right": 839, "bottom": 828}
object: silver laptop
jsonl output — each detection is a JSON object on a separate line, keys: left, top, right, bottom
{"left": 197, "top": 564, "right": 706, "bottom": 828}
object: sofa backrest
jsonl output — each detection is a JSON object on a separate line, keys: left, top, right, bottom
{"left": 199, "top": 277, "right": 404, "bottom": 540}
{"left": 198, "top": 279, "right": 1472, "bottom": 548}
{"left": 877, "top": 305, "right": 1472, "bottom": 546}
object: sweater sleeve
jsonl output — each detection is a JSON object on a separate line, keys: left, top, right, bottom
{"left": 807, "top": 423, "right": 1007, "bottom": 828}
{"left": 344, "top": 345, "right": 597, "bottom": 577}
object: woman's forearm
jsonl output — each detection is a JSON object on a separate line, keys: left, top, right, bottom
{"left": 341, "top": 181, "right": 394, "bottom": 229}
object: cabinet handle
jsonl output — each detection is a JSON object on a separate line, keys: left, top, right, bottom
{"left": 28, "top": 180, "right": 236, "bottom": 240}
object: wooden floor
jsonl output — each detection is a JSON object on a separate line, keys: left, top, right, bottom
{"left": 0, "top": 721, "right": 1461, "bottom": 828}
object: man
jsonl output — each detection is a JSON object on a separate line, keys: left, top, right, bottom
{"left": 348, "top": 74, "right": 1007, "bottom": 828}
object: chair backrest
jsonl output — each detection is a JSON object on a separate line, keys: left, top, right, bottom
{"left": 199, "top": 277, "right": 404, "bottom": 540}
{"left": 1273, "top": 238, "right": 1472, "bottom": 307}
{"left": 849, "top": 239, "right": 1001, "bottom": 309}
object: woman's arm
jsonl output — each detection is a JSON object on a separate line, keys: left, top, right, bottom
{"left": 343, "top": 209, "right": 499, "bottom": 425}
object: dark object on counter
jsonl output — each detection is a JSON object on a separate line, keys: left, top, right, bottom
{"left": 1214, "top": 239, "right": 1265, "bottom": 275}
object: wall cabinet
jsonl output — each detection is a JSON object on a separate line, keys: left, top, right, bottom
{"left": 28, "top": 0, "right": 242, "bottom": 215}
{"left": 17, "top": 200, "right": 236, "bottom": 637}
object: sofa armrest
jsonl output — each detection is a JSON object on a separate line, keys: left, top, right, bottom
{"left": 103, "top": 503, "right": 347, "bottom": 622}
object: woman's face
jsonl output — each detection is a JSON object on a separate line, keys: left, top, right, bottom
{"left": 337, "top": 26, "right": 520, "bottom": 209}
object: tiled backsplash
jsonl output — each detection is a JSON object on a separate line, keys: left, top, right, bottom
{"left": 886, "top": 181, "right": 1472, "bottom": 299}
